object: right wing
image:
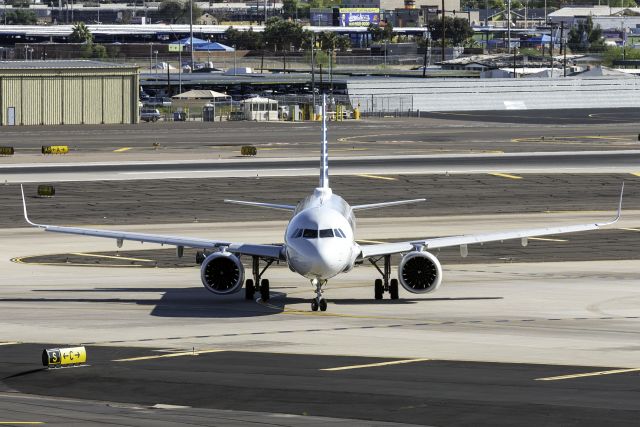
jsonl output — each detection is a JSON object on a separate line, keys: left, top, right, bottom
{"left": 21, "top": 186, "right": 284, "bottom": 260}
{"left": 360, "top": 183, "right": 624, "bottom": 259}
{"left": 352, "top": 198, "right": 426, "bottom": 211}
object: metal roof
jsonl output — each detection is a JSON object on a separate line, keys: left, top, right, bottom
{"left": 0, "top": 60, "right": 138, "bottom": 70}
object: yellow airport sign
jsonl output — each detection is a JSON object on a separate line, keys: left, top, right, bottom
{"left": 42, "top": 346, "right": 87, "bottom": 367}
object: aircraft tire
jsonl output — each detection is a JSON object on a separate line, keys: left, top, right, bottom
{"left": 374, "top": 279, "right": 383, "bottom": 300}
{"left": 245, "top": 279, "right": 255, "bottom": 300}
{"left": 319, "top": 299, "right": 327, "bottom": 311}
{"left": 390, "top": 279, "right": 399, "bottom": 300}
{"left": 311, "top": 300, "right": 319, "bottom": 311}
{"left": 260, "top": 279, "right": 270, "bottom": 302}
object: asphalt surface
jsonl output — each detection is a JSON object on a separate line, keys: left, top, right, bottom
{"left": 1, "top": 110, "right": 640, "bottom": 163}
{"left": 1, "top": 344, "right": 639, "bottom": 426}
{"left": 3, "top": 174, "right": 636, "bottom": 227}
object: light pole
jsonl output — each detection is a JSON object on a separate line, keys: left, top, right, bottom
{"left": 154, "top": 50, "right": 158, "bottom": 76}
{"left": 233, "top": 44, "right": 237, "bottom": 75}
{"left": 189, "top": 0, "right": 194, "bottom": 70}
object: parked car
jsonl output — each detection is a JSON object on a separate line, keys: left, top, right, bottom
{"left": 143, "top": 97, "right": 172, "bottom": 107}
{"left": 140, "top": 108, "right": 161, "bottom": 122}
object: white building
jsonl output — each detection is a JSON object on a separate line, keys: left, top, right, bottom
{"left": 549, "top": 6, "right": 640, "bottom": 31}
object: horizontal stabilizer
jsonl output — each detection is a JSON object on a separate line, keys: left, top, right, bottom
{"left": 352, "top": 198, "right": 426, "bottom": 211}
{"left": 224, "top": 199, "right": 296, "bottom": 211}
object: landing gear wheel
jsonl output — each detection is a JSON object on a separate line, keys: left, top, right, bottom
{"left": 389, "top": 279, "right": 399, "bottom": 300}
{"left": 311, "top": 300, "right": 319, "bottom": 311}
{"left": 260, "top": 279, "right": 270, "bottom": 302}
{"left": 374, "top": 279, "right": 384, "bottom": 300}
{"left": 245, "top": 279, "right": 255, "bottom": 300}
{"left": 319, "top": 299, "right": 327, "bottom": 311}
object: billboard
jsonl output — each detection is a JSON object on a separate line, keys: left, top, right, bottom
{"left": 338, "top": 8, "right": 380, "bottom": 27}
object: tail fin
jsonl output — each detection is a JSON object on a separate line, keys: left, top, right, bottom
{"left": 319, "top": 94, "right": 329, "bottom": 189}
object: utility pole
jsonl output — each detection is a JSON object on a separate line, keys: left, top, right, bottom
{"left": 507, "top": 0, "right": 511, "bottom": 53}
{"left": 190, "top": 0, "right": 194, "bottom": 70}
{"left": 549, "top": 23, "right": 554, "bottom": 77}
{"left": 561, "top": 21, "right": 566, "bottom": 77}
{"left": 441, "top": 0, "right": 445, "bottom": 62}
{"left": 311, "top": 32, "right": 316, "bottom": 111}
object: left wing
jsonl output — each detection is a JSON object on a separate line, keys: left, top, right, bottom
{"left": 360, "top": 184, "right": 624, "bottom": 259}
{"left": 21, "top": 186, "right": 284, "bottom": 260}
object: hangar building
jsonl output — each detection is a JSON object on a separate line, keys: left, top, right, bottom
{"left": 0, "top": 60, "right": 139, "bottom": 126}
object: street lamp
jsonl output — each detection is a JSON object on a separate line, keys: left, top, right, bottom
{"left": 233, "top": 44, "right": 237, "bottom": 76}
{"left": 154, "top": 50, "right": 158, "bottom": 76}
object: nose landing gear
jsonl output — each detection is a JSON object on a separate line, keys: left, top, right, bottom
{"left": 310, "top": 279, "right": 328, "bottom": 312}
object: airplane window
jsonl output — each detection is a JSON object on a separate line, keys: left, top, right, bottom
{"left": 333, "top": 229, "right": 341, "bottom": 238}
{"left": 319, "top": 229, "right": 334, "bottom": 238}
{"left": 303, "top": 229, "right": 318, "bottom": 238}
{"left": 291, "top": 228, "right": 303, "bottom": 238}
{"left": 337, "top": 229, "right": 346, "bottom": 238}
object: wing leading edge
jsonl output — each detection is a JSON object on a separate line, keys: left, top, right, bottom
{"left": 360, "top": 183, "right": 624, "bottom": 259}
{"left": 21, "top": 186, "right": 284, "bottom": 260}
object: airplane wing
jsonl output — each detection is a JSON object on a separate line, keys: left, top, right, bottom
{"left": 21, "top": 186, "right": 284, "bottom": 260}
{"left": 223, "top": 199, "right": 296, "bottom": 211}
{"left": 351, "top": 198, "right": 426, "bottom": 211}
{"left": 359, "top": 184, "right": 624, "bottom": 259}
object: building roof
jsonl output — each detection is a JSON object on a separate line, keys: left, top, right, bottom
{"left": 549, "top": 6, "right": 640, "bottom": 18}
{"left": 172, "top": 89, "right": 230, "bottom": 99}
{"left": 0, "top": 60, "right": 138, "bottom": 70}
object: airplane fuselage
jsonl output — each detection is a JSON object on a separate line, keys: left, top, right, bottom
{"left": 285, "top": 187, "right": 360, "bottom": 280}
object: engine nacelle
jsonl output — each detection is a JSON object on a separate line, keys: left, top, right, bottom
{"left": 200, "top": 252, "right": 244, "bottom": 295}
{"left": 398, "top": 251, "right": 443, "bottom": 294}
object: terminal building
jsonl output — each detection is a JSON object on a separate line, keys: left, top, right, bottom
{"left": 0, "top": 60, "right": 139, "bottom": 126}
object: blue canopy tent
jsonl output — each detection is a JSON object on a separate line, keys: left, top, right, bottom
{"left": 170, "top": 37, "right": 235, "bottom": 51}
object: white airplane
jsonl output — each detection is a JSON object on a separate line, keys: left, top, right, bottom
{"left": 21, "top": 97, "right": 624, "bottom": 312}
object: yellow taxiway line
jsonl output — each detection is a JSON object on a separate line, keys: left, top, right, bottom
{"left": 536, "top": 367, "right": 640, "bottom": 381}
{"left": 488, "top": 172, "right": 523, "bottom": 180}
{"left": 356, "top": 174, "right": 398, "bottom": 181}
{"left": 113, "top": 349, "right": 224, "bottom": 362}
{"left": 10, "top": 257, "right": 143, "bottom": 268}
{"left": 321, "top": 358, "right": 430, "bottom": 372}
{"left": 529, "top": 237, "right": 568, "bottom": 242}
{"left": 113, "top": 147, "right": 132, "bottom": 153}
{"left": 0, "top": 342, "right": 20, "bottom": 346}
{"left": 0, "top": 423, "right": 44, "bottom": 425}
{"left": 356, "top": 239, "right": 387, "bottom": 244}
{"left": 630, "top": 172, "right": 640, "bottom": 177}
{"left": 620, "top": 228, "right": 640, "bottom": 232}
{"left": 71, "top": 252, "right": 154, "bottom": 262}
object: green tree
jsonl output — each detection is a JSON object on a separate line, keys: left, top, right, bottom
{"left": 158, "top": 0, "right": 202, "bottom": 24}
{"left": 225, "top": 27, "right": 263, "bottom": 50}
{"left": 263, "top": 17, "right": 308, "bottom": 51}
{"left": 316, "top": 31, "right": 351, "bottom": 52}
{"left": 368, "top": 22, "right": 393, "bottom": 42}
{"left": 282, "top": 0, "right": 299, "bottom": 19}
{"left": 568, "top": 16, "right": 604, "bottom": 52}
{"left": 428, "top": 17, "right": 473, "bottom": 45}
{"left": 92, "top": 44, "right": 107, "bottom": 59}
{"left": 4, "top": 9, "right": 37, "bottom": 24}
{"left": 69, "top": 22, "right": 93, "bottom": 44}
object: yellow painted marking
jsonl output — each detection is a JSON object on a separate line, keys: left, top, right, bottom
{"left": 113, "top": 147, "right": 132, "bottom": 153}
{"left": 620, "top": 227, "right": 640, "bottom": 232}
{"left": 529, "top": 237, "right": 568, "bottom": 242}
{"left": 113, "top": 349, "right": 224, "bottom": 362}
{"left": 489, "top": 172, "right": 522, "bottom": 180}
{"left": 356, "top": 239, "right": 387, "bottom": 244}
{"left": 0, "top": 342, "right": 20, "bottom": 346}
{"left": 10, "top": 257, "right": 142, "bottom": 268}
{"left": 356, "top": 174, "right": 398, "bottom": 181}
{"left": 631, "top": 172, "right": 640, "bottom": 177}
{"left": 71, "top": 252, "right": 154, "bottom": 262}
{"left": 536, "top": 367, "right": 640, "bottom": 381}
{"left": 0, "top": 423, "right": 44, "bottom": 425}
{"left": 321, "top": 358, "right": 430, "bottom": 372}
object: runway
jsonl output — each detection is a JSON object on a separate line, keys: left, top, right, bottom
{"left": 1, "top": 112, "right": 640, "bottom": 425}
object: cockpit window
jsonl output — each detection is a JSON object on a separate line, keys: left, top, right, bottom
{"left": 291, "top": 228, "right": 303, "bottom": 238}
{"left": 319, "top": 229, "right": 334, "bottom": 238}
{"left": 302, "top": 229, "right": 318, "bottom": 238}
{"left": 334, "top": 228, "right": 346, "bottom": 238}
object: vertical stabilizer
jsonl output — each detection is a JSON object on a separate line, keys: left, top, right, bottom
{"left": 319, "top": 94, "right": 329, "bottom": 189}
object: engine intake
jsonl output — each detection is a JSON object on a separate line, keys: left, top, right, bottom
{"left": 200, "top": 252, "right": 244, "bottom": 295}
{"left": 398, "top": 251, "right": 442, "bottom": 294}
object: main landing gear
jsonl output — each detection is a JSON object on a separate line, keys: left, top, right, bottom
{"left": 310, "top": 278, "right": 328, "bottom": 312}
{"left": 245, "top": 256, "right": 274, "bottom": 302}
{"left": 369, "top": 254, "right": 399, "bottom": 300}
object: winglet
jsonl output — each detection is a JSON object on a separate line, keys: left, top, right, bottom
{"left": 20, "top": 185, "right": 41, "bottom": 228}
{"left": 599, "top": 182, "right": 624, "bottom": 226}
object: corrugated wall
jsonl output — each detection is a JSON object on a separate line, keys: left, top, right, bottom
{"left": 347, "top": 77, "right": 640, "bottom": 112}
{"left": 0, "top": 67, "right": 138, "bottom": 126}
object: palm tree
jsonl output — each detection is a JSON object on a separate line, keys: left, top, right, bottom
{"left": 70, "top": 22, "right": 93, "bottom": 44}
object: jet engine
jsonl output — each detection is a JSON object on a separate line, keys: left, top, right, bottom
{"left": 398, "top": 251, "right": 442, "bottom": 294}
{"left": 200, "top": 252, "right": 244, "bottom": 295}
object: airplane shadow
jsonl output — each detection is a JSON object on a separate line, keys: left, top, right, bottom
{"left": 23, "top": 286, "right": 504, "bottom": 318}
